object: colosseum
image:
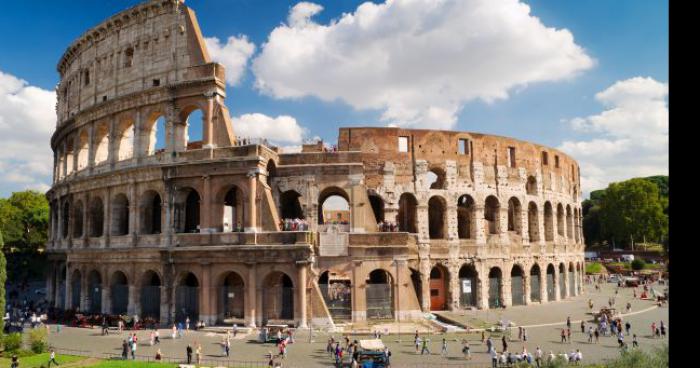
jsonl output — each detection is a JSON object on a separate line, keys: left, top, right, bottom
{"left": 45, "top": 0, "right": 585, "bottom": 329}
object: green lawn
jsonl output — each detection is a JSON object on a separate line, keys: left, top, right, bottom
{"left": 86, "top": 360, "right": 177, "bottom": 368}
{"left": 585, "top": 262, "right": 604, "bottom": 274}
{"left": 0, "top": 353, "right": 84, "bottom": 368}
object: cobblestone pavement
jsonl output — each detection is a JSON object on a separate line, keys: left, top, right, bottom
{"left": 46, "top": 283, "right": 668, "bottom": 368}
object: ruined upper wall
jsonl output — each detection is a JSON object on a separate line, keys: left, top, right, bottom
{"left": 338, "top": 127, "right": 581, "bottom": 193}
{"left": 55, "top": 0, "right": 211, "bottom": 125}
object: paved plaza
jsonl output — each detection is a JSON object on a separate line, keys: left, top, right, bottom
{"left": 46, "top": 282, "right": 668, "bottom": 367}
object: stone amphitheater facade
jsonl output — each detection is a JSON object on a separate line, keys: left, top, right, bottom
{"left": 45, "top": 0, "right": 585, "bottom": 328}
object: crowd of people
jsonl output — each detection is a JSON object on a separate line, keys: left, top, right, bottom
{"left": 280, "top": 218, "right": 310, "bottom": 231}
{"left": 377, "top": 220, "right": 400, "bottom": 232}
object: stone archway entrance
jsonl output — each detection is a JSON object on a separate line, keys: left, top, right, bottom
{"left": 366, "top": 269, "right": 394, "bottom": 320}
{"left": 262, "top": 272, "right": 294, "bottom": 323}
{"left": 429, "top": 265, "right": 449, "bottom": 311}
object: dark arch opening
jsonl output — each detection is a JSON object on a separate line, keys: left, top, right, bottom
{"left": 544, "top": 202, "right": 554, "bottom": 241}
{"left": 175, "top": 188, "right": 200, "bottom": 233}
{"left": 88, "top": 270, "right": 102, "bottom": 313}
{"left": 266, "top": 160, "right": 277, "bottom": 187}
{"left": 318, "top": 270, "right": 352, "bottom": 321}
{"left": 223, "top": 186, "right": 244, "bottom": 232}
{"left": 73, "top": 201, "right": 84, "bottom": 238}
{"left": 528, "top": 202, "right": 539, "bottom": 242}
{"left": 397, "top": 193, "right": 417, "bottom": 233}
{"left": 71, "top": 270, "right": 81, "bottom": 310}
{"left": 280, "top": 190, "right": 304, "bottom": 220}
{"left": 141, "top": 191, "right": 162, "bottom": 234}
{"left": 526, "top": 176, "right": 537, "bottom": 195}
{"left": 428, "top": 196, "right": 446, "bottom": 239}
{"left": 111, "top": 194, "right": 129, "bottom": 236}
{"left": 485, "top": 196, "right": 500, "bottom": 235}
{"left": 458, "top": 264, "right": 478, "bottom": 308}
{"left": 429, "top": 265, "right": 449, "bottom": 311}
{"left": 546, "top": 264, "right": 556, "bottom": 301}
{"left": 176, "top": 272, "right": 200, "bottom": 322}
{"left": 366, "top": 269, "right": 394, "bottom": 319}
{"left": 427, "top": 168, "right": 446, "bottom": 190}
{"left": 263, "top": 272, "right": 294, "bottom": 323}
{"left": 110, "top": 271, "right": 128, "bottom": 315}
{"left": 507, "top": 197, "right": 522, "bottom": 234}
{"left": 89, "top": 198, "right": 104, "bottom": 238}
{"left": 488, "top": 267, "right": 503, "bottom": 308}
{"left": 141, "top": 271, "right": 162, "bottom": 321}
{"left": 457, "top": 195, "right": 475, "bottom": 239}
{"left": 61, "top": 202, "right": 70, "bottom": 239}
{"left": 510, "top": 265, "right": 525, "bottom": 306}
{"left": 530, "top": 264, "right": 541, "bottom": 302}
{"left": 219, "top": 272, "right": 245, "bottom": 322}
{"left": 368, "top": 192, "right": 385, "bottom": 224}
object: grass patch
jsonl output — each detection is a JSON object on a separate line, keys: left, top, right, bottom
{"left": 0, "top": 353, "right": 84, "bottom": 368}
{"left": 585, "top": 262, "right": 604, "bottom": 274}
{"left": 86, "top": 360, "right": 178, "bottom": 368}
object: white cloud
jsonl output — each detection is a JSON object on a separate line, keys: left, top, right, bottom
{"left": 558, "top": 77, "right": 668, "bottom": 196}
{"left": 231, "top": 113, "right": 307, "bottom": 146}
{"left": 0, "top": 70, "right": 56, "bottom": 196}
{"left": 252, "top": 0, "right": 594, "bottom": 128}
{"left": 204, "top": 35, "right": 256, "bottom": 86}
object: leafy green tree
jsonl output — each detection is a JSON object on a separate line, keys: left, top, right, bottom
{"left": 0, "top": 231, "right": 6, "bottom": 334}
{"left": 631, "top": 259, "right": 646, "bottom": 271}
{"left": 599, "top": 179, "right": 668, "bottom": 249}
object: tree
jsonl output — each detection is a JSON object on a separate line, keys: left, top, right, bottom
{"left": 599, "top": 179, "right": 668, "bottom": 249}
{"left": 0, "top": 231, "right": 7, "bottom": 334}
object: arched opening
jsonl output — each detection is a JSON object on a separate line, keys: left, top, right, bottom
{"left": 140, "top": 191, "right": 162, "bottom": 234}
{"left": 569, "top": 263, "right": 576, "bottom": 297}
{"left": 280, "top": 190, "right": 304, "bottom": 220}
{"left": 61, "top": 201, "right": 70, "bottom": 239}
{"left": 141, "top": 271, "right": 162, "bottom": 321}
{"left": 557, "top": 204, "right": 565, "bottom": 237}
{"left": 368, "top": 192, "right": 385, "bottom": 224}
{"left": 428, "top": 196, "right": 447, "bottom": 239}
{"left": 528, "top": 202, "right": 539, "bottom": 242}
{"left": 71, "top": 269, "right": 81, "bottom": 310}
{"left": 146, "top": 115, "right": 168, "bottom": 155}
{"left": 559, "top": 263, "right": 567, "bottom": 299}
{"left": 176, "top": 272, "right": 200, "bottom": 322}
{"left": 56, "top": 264, "right": 66, "bottom": 309}
{"left": 219, "top": 272, "right": 245, "bottom": 323}
{"left": 566, "top": 205, "right": 573, "bottom": 240}
{"left": 110, "top": 271, "right": 129, "bottom": 315}
{"left": 397, "top": 193, "right": 417, "bottom": 233}
{"left": 426, "top": 168, "right": 446, "bottom": 190}
{"left": 510, "top": 265, "right": 525, "bottom": 306}
{"left": 457, "top": 195, "right": 475, "bottom": 239}
{"left": 89, "top": 198, "right": 104, "bottom": 238}
{"left": 175, "top": 188, "right": 200, "bottom": 233}
{"left": 72, "top": 200, "right": 83, "bottom": 238}
{"left": 507, "top": 197, "right": 522, "bottom": 234}
{"left": 318, "top": 271, "right": 352, "bottom": 321}
{"left": 223, "top": 186, "right": 244, "bottom": 232}
{"left": 65, "top": 139, "right": 75, "bottom": 175}
{"left": 544, "top": 202, "right": 554, "bottom": 241}
{"left": 488, "top": 268, "right": 503, "bottom": 308}
{"left": 458, "top": 264, "right": 478, "bottom": 308}
{"left": 574, "top": 209, "right": 581, "bottom": 243}
{"left": 93, "top": 123, "right": 110, "bottom": 165}
{"left": 57, "top": 148, "right": 65, "bottom": 180}
{"left": 526, "top": 176, "right": 537, "bottom": 195}
{"left": 429, "top": 265, "right": 449, "bottom": 311}
{"left": 546, "top": 264, "right": 556, "bottom": 301}
{"left": 116, "top": 119, "right": 135, "bottom": 161}
{"left": 266, "top": 160, "right": 277, "bottom": 187}
{"left": 111, "top": 193, "right": 129, "bottom": 236}
{"left": 530, "top": 264, "right": 541, "bottom": 302}
{"left": 409, "top": 268, "right": 423, "bottom": 310}
{"left": 262, "top": 272, "right": 294, "bottom": 323}
{"left": 318, "top": 188, "right": 350, "bottom": 226}
{"left": 77, "top": 130, "right": 89, "bottom": 171}
{"left": 183, "top": 108, "right": 204, "bottom": 150}
{"left": 485, "top": 196, "right": 500, "bottom": 235}
{"left": 87, "top": 270, "right": 102, "bottom": 313}
{"left": 366, "top": 269, "right": 394, "bottom": 320}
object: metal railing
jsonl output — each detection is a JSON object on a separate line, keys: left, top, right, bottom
{"left": 53, "top": 347, "right": 269, "bottom": 367}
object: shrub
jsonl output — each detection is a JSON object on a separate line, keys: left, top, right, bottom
{"left": 630, "top": 259, "right": 646, "bottom": 271}
{"left": 585, "top": 262, "right": 604, "bottom": 274}
{"left": 29, "top": 326, "right": 49, "bottom": 353}
{"left": 3, "top": 332, "right": 23, "bottom": 352}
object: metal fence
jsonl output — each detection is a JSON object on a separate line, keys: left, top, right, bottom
{"left": 459, "top": 277, "right": 477, "bottom": 307}
{"left": 559, "top": 272, "right": 566, "bottom": 299}
{"left": 175, "top": 286, "right": 199, "bottom": 322}
{"left": 366, "top": 283, "right": 393, "bottom": 320}
{"left": 511, "top": 275, "right": 525, "bottom": 306}
{"left": 569, "top": 271, "right": 576, "bottom": 296}
{"left": 530, "top": 274, "right": 541, "bottom": 302}
{"left": 54, "top": 347, "right": 268, "bottom": 368}
{"left": 111, "top": 285, "right": 129, "bottom": 315}
{"left": 546, "top": 273, "right": 555, "bottom": 301}
{"left": 88, "top": 286, "right": 102, "bottom": 313}
{"left": 141, "top": 285, "right": 162, "bottom": 320}
{"left": 319, "top": 283, "right": 352, "bottom": 321}
{"left": 488, "top": 277, "right": 501, "bottom": 308}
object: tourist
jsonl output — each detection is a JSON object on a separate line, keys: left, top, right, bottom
{"left": 150, "top": 331, "right": 155, "bottom": 346}
{"left": 121, "top": 340, "right": 129, "bottom": 360}
{"left": 502, "top": 335, "right": 507, "bottom": 352}
{"left": 196, "top": 344, "right": 202, "bottom": 365}
{"left": 580, "top": 320, "right": 585, "bottom": 334}
{"left": 421, "top": 337, "right": 431, "bottom": 355}
{"left": 102, "top": 317, "right": 109, "bottom": 336}
{"left": 486, "top": 336, "right": 493, "bottom": 353}
{"left": 660, "top": 321, "right": 666, "bottom": 338}
{"left": 518, "top": 326, "right": 523, "bottom": 340}
{"left": 587, "top": 326, "right": 593, "bottom": 343}
{"left": 560, "top": 329, "right": 566, "bottom": 343}
{"left": 10, "top": 355, "right": 18, "bottom": 368}
{"left": 547, "top": 351, "right": 556, "bottom": 363}
{"left": 155, "top": 349, "right": 162, "bottom": 361}
{"left": 567, "top": 328, "right": 572, "bottom": 343}
{"left": 384, "top": 347, "right": 391, "bottom": 367}
{"left": 594, "top": 328, "right": 599, "bottom": 343}
{"left": 625, "top": 321, "right": 631, "bottom": 335}
{"left": 523, "top": 328, "right": 528, "bottom": 342}
{"left": 47, "top": 349, "right": 59, "bottom": 367}
{"left": 172, "top": 324, "right": 177, "bottom": 340}
{"left": 651, "top": 322, "right": 656, "bottom": 338}
{"left": 441, "top": 338, "right": 448, "bottom": 357}
{"left": 328, "top": 338, "right": 335, "bottom": 357}
{"left": 131, "top": 338, "right": 137, "bottom": 360}
{"left": 186, "top": 344, "right": 193, "bottom": 364}
{"left": 490, "top": 349, "right": 498, "bottom": 368}
{"left": 233, "top": 324, "right": 238, "bottom": 337}
{"left": 482, "top": 330, "right": 486, "bottom": 344}
{"left": 155, "top": 329, "right": 160, "bottom": 344}
{"left": 566, "top": 316, "right": 571, "bottom": 330}
{"left": 632, "top": 334, "right": 639, "bottom": 347}
{"left": 574, "top": 349, "right": 583, "bottom": 365}
{"left": 617, "top": 331, "right": 625, "bottom": 348}
{"left": 535, "top": 346, "right": 543, "bottom": 368}
{"left": 186, "top": 317, "right": 190, "bottom": 333}
{"left": 462, "top": 339, "right": 471, "bottom": 359}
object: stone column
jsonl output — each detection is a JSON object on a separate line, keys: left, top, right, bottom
{"left": 297, "top": 262, "right": 308, "bottom": 328}
{"left": 478, "top": 275, "right": 489, "bottom": 310}
{"left": 133, "top": 108, "right": 143, "bottom": 162}
{"left": 553, "top": 268, "right": 561, "bottom": 301}
{"left": 128, "top": 182, "right": 137, "bottom": 243}
{"left": 562, "top": 269, "right": 569, "bottom": 299}
{"left": 446, "top": 205, "right": 458, "bottom": 241}
{"left": 108, "top": 116, "right": 117, "bottom": 169}
{"left": 201, "top": 175, "right": 214, "bottom": 233}
{"left": 65, "top": 267, "right": 72, "bottom": 310}
{"left": 419, "top": 258, "right": 431, "bottom": 312}
{"left": 474, "top": 205, "right": 487, "bottom": 245}
{"left": 201, "top": 264, "right": 214, "bottom": 325}
{"left": 538, "top": 207, "right": 547, "bottom": 247}
{"left": 246, "top": 171, "right": 258, "bottom": 232}
{"left": 520, "top": 205, "right": 530, "bottom": 244}
{"left": 80, "top": 269, "right": 89, "bottom": 312}
{"left": 523, "top": 273, "right": 531, "bottom": 305}
{"left": 351, "top": 260, "right": 366, "bottom": 322}
{"left": 540, "top": 270, "right": 548, "bottom": 304}
{"left": 202, "top": 93, "right": 215, "bottom": 149}
{"left": 247, "top": 263, "right": 257, "bottom": 328}
{"left": 501, "top": 272, "right": 512, "bottom": 307}
{"left": 448, "top": 263, "right": 460, "bottom": 311}
{"left": 127, "top": 284, "right": 137, "bottom": 315}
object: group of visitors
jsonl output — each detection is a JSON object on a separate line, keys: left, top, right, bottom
{"left": 326, "top": 335, "right": 391, "bottom": 368}
{"left": 377, "top": 220, "right": 400, "bottom": 232}
{"left": 280, "top": 218, "right": 310, "bottom": 231}
{"left": 121, "top": 333, "right": 139, "bottom": 360}
{"left": 233, "top": 137, "right": 270, "bottom": 147}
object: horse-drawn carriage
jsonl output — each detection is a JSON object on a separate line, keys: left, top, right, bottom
{"left": 593, "top": 307, "right": 616, "bottom": 323}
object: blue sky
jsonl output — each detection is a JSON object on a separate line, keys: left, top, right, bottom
{"left": 0, "top": 0, "right": 668, "bottom": 197}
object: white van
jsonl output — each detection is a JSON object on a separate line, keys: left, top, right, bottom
{"left": 621, "top": 254, "right": 635, "bottom": 262}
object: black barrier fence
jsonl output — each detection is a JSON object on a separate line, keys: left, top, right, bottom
{"left": 175, "top": 285, "right": 199, "bottom": 323}
{"left": 530, "top": 274, "right": 541, "bottom": 302}
{"left": 111, "top": 285, "right": 129, "bottom": 315}
{"left": 319, "top": 283, "right": 352, "bottom": 321}
{"left": 547, "top": 273, "right": 555, "bottom": 301}
{"left": 141, "top": 285, "right": 162, "bottom": 320}
{"left": 511, "top": 275, "right": 525, "bottom": 306}
{"left": 366, "top": 283, "right": 393, "bottom": 320}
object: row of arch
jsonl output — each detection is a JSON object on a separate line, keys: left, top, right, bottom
{"left": 65, "top": 268, "right": 295, "bottom": 324}
{"left": 55, "top": 107, "right": 206, "bottom": 181}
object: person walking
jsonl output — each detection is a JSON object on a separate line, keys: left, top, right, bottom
{"left": 47, "top": 349, "right": 60, "bottom": 367}
{"left": 594, "top": 328, "right": 599, "bottom": 343}
{"left": 567, "top": 328, "right": 572, "bottom": 344}
{"left": 172, "top": 324, "right": 177, "bottom": 340}
{"left": 415, "top": 335, "right": 421, "bottom": 354}
{"left": 421, "top": 337, "right": 431, "bottom": 355}
{"left": 518, "top": 326, "right": 523, "bottom": 341}
{"left": 441, "top": 338, "right": 448, "bottom": 357}
{"left": 523, "top": 328, "right": 528, "bottom": 342}
{"left": 632, "top": 334, "right": 639, "bottom": 347}
{"left": 535, "top": 346, "right": 543, "bottom": 368}
{"left": 651, "top": 322, "right": 656, "bottom": 338}
{"left": 196, "top": 344, "right": 202, "bottom": 365}
{"left": 566, "top": 316, "right": 571, "bottom": 330}
{"left": 121, "top": 340, "right": 129, "bottom": 360}
{"left": 186, "top": 344, "right": 193, "bottom": 364}
{"left": 625, "top": 321, "right": 631, "bottom": 335}
{"left": 225, "top": 337, "right": 231, "bottom": 357}
{"left": 660, "top": 321, "right": 666, "bottom": 338}
{"left": 490, "top": 349, "right": 498, "bottom": 368}
{"left": 486, "top": 336, "right": 493, "bottom": 354}
{"left": 462, "top": 339, "right": 471, "bottom": 360}
{"left": 617, "top": 331, "right": 625, "bottom": 348}
{"left": 587, "top": 327, "right": 593, "bottom": 343}
{"left": 131, "top": 339, "right": 137, "bottom": 360}
{"left": 560, "top": 329, "right": 566, "bottom": 343}
{"left": 155, "top": 329, "right": 160, "bottom": 344}
{"left": 580, "top": 321, "right": 585, "bottom": 334}
{"left": 502, "top": 335, "right": 508, "bottom": 352}
{"left": 482, "top": 331, "right": 486, "bottom": 344}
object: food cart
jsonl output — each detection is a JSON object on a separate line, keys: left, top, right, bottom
{"left": 356, "top": 339, "right": 388, "bottom": 368}
{"left": 259, "top": 324, "right": 289, "bottom": 343}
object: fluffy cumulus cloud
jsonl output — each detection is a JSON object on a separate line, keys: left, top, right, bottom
{"left": 558, "top": 77, "right": 668, "bottom": 195}
{"left": 0, "top": 70, "right": 56, "bottom": 195}
{"left": 252, "top": 0, "right": 594, "bottom": 128}
{"left": 204, "top": 35, "right": 256, "bottom": 86}
{"left": 231, "top": 113, "right": 308, "bottom": 153}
